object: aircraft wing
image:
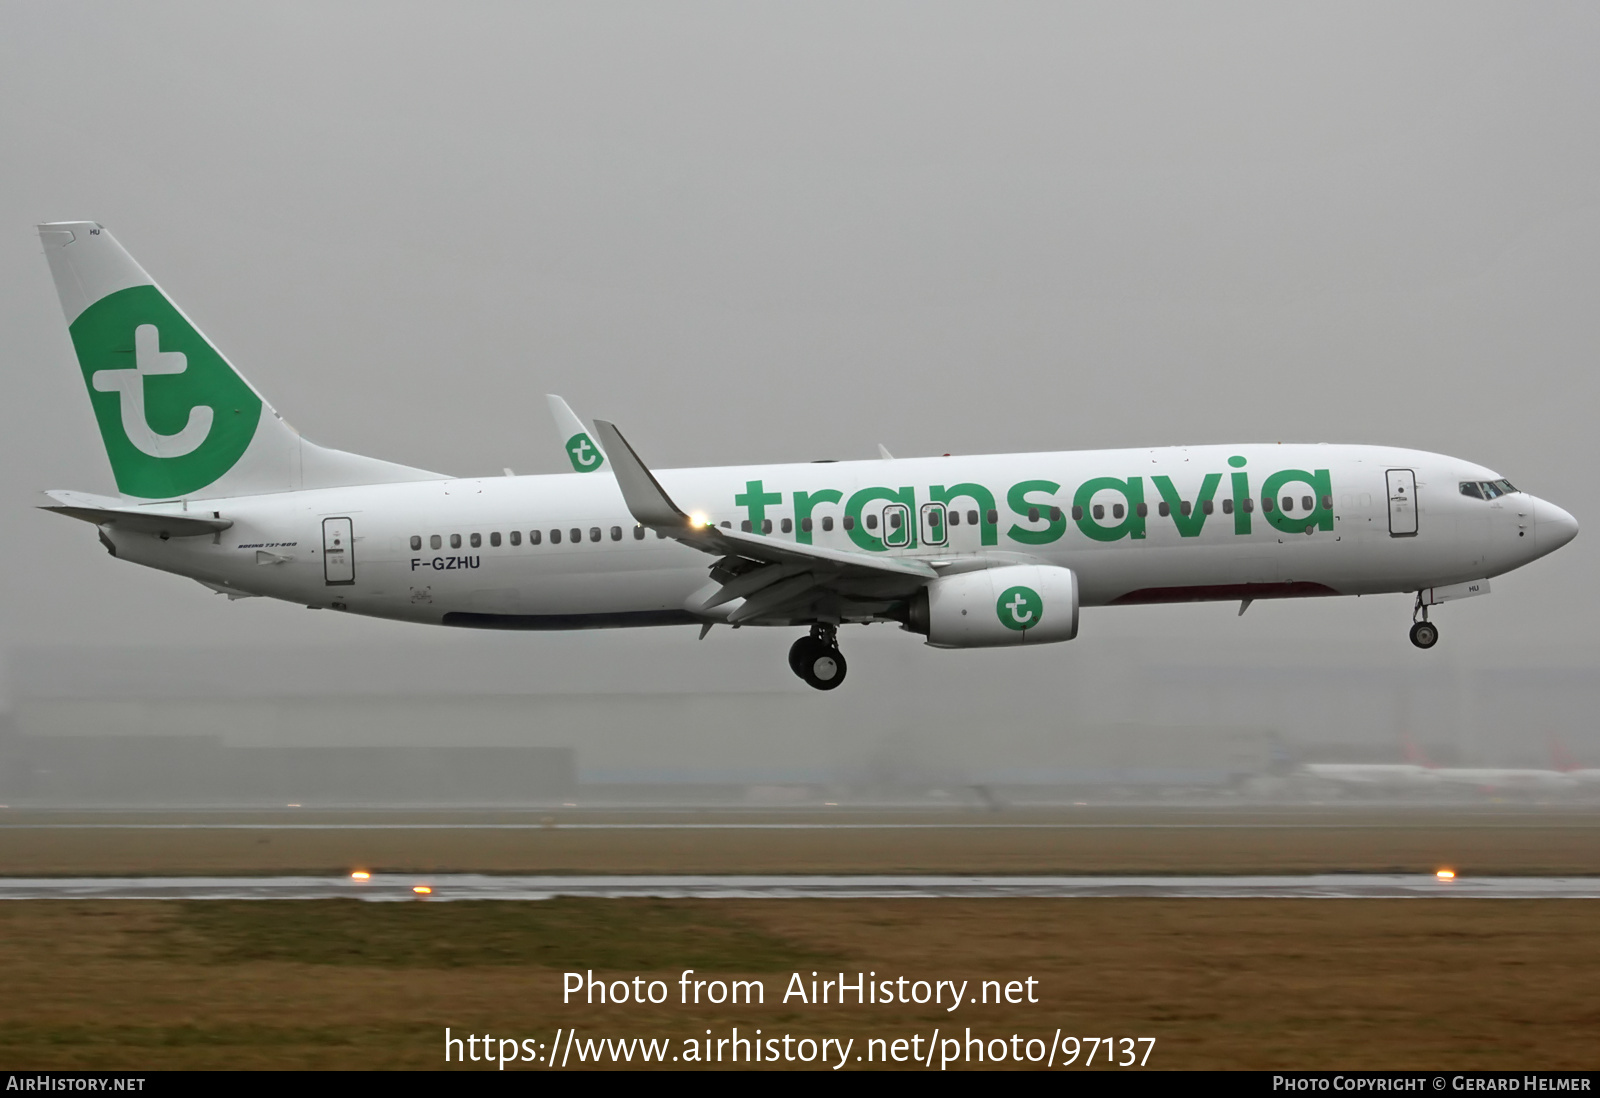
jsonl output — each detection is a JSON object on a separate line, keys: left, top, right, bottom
{"left": 39, "top": 489, "right": 232, "bottom": 537}
{"left": 592, "top": 420, "right": 933, "bottom": 624}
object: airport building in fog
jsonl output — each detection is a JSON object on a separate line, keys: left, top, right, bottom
{"left": 1, "top": 638, "right": 1596, "bottom": 806}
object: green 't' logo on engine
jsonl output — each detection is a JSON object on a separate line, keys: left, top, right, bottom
{"left": 565, "top": 432, "right": 605, "bottom": 472}
{"left": 996, "top": 585, "right": 1042, "bottom": 630}
{"left": 69, "top": 285, "right": 262, "bottom": 499}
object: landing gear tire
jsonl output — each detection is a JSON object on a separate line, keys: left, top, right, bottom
{"left": 789, "top": 629, "right": 847, "bottom": 691}
{"left": 1409, "top": 621, "right": 1439, "bottom": 649}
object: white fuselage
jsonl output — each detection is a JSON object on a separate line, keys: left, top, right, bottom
{"left": 102, "top": 442, "right": 1571, "bottom": 633}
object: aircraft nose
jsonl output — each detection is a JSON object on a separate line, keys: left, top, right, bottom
{"left": 1535, "top": 497, "right": 1579, "bottom": 554}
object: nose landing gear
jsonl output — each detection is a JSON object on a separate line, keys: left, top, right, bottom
{"left": 1410, "top": 593, "right": 1439, "bottom": 649}
{"left": 789, "top": 624, "right": 847, "bottom": 690}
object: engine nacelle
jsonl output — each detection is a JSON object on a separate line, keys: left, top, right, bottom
{"left": 907, "top": 564, "right": 1080, "bottom": 648}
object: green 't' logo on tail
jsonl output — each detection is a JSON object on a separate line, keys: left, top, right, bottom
{"left": 996, "top": 585, "right": 1043, "bottom": 631}
{"left": 70, "top": 285, "right": 261, "bottom": 498}
{"left": 565, "top": 431, "right": 605, "bottom": 472}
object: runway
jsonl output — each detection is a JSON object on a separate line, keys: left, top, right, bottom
{"left": 2, "top": 873, "right": 1597, "bottom": 900}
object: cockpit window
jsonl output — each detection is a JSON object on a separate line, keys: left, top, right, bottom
{"left": 1461, "top": 479, "right": 1519, "bottom": 500}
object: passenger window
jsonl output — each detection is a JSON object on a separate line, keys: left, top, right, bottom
{"left": 720, "top": 521, "right": 731, "bottom": 529}
{"left": 1243, "top": 498, "right": 1255, "bottom": 513}
{"left": 430, "top": 535, "right": 441, "bottom": 550}
{"left": 1112, "top": 503, "right": 1124, "bottom": 519}
{"left": 1092, "top": 504, "right": 1104, "bottom": 520}
{"left": 1202, "top": 500, "right": 1214, "bottom": 515}
{"left": 570, "top": 528, "right": 581, "bottom": 542}
{"left": 986, "top": 509, "right": 998, "bottom": 525}
{"left": 1027, "top": 507, "right": 1039, "bottom": 522}
{"left": 470, "top": 532, "right": 482, "bottom": 548}
{"left": 822, "top": 517, "right": 834, "bottom": 532}
{"left": 948, "top": 511, "right": 960, "bottom": 526}
{"left": 610, "top": 526, "right": 622, "bottom": 541}
{"left": 781, "top": 518, "right": 792, "bottom": 534}
{"left": 866, "top": 514, "right": 878, "bottom": 530}
{"left": 1071, "top": 506, "right": 1083, "bottom": 521}
{"left": 843, "top": 516, "right": 855, "bottom": 531}
{"left": 451, "top": 534, "right": 462, "bottom": 549}
{"left": 1136, "top": 503, "right": 1149, "bottom": 518}
{"left": 510, "top": 530, "right": 522, "bottom": 546}
{"left": 489, "top": 532, "right": 501, "bottom": 547}
{"left": 410, "top": 535, "right": 422, "bottom": 551}
{"left": 968, "top": 510, "right": 979, "bottom": 525}
{"left": 929, "top": 510, "right": 941, "bottom": 526}
{"left": 1262, "top": 498, "right": 1274, "bottom": 513}
{"left": 1180, "top": 502, "right": 1192, "bottom": 517}
{"left": 741, "top": 520, "right": 752, "bottom": 532}
{"left": 802, "top": 517, "right": 814, "bottom": 532}
{"left": 763, "top": 519, "right": 773, "bottom": 534}
{"left": 551, "top": 529, "right": 561, "bottom": 544}
{"left": 589, "top": 527, "right": 601, "bottom": 542}
{"left": 888, "top": 513, "right": 901, "bottom": 529}
{"left": 528, "top": 530, "right": 540, "bottom": 545}
{"left": 1321, "top": 495, "right": 1332, "bottom": 510}
{"left": 1302, "top": 496, "right": 1313, "bottom": 512}
{"left": 1281, "top": 496, "right": 1293, "bottom": 512}
{"left": 633, "top": 525, "right": 645, "bottom": 540}
{"left": 1158, "top": 502, "right": 1170, "bottom": 517}
{"left": 1049, "top": 506, "right": 1062, "bottom": 522}
{"left": 1222, "top": 499, "right": 1234, "bottom": 515}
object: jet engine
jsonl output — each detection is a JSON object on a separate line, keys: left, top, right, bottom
{"left": 906, "top": 564, "right": 1079, "bottom": 648}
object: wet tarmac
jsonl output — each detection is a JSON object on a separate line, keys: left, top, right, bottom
{"left": 0, "top": 873, "right": 1596, "bottom": 900}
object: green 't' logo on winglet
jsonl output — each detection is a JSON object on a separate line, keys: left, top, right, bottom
{"left": 565, "top": 432, "right": 605, "bottom": 472}
{"left": 996, "top": 585, "right": 1043, "bottom": 631}
{"left": 69, "top": 285, "right": 262, "bottom": 498}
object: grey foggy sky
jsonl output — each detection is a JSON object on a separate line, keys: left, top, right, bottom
{"left": 1, "top": 2, "right": 1597, "bottom": 703}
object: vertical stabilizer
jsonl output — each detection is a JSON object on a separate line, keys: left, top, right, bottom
{"left": 39, "top": 222, "right": 444, "bottom": 500}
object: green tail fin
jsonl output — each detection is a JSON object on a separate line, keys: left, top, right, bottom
{"left": 40, "top": 222, "right": 444, "bottom": 500}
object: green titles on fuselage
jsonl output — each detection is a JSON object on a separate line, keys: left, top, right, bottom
{"left": 734, "top": 458, "right": 1335, "bottom": 553}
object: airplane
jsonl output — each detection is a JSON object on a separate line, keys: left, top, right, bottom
{"left": 1304, "top": 737, "right": 1595, "bottom": 796}
{"left": 1549, "top": 738, "right": 1600, "bottom": 788}
{"left": 1298, "top": 761, "right": 1439, "bottom": 792}
{"left": 34, "top": 222, "right": 1581, "bottom": 690}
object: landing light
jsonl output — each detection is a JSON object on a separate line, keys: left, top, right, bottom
{"left": 413, "top": 885, "right": 433, "bottom": 895}
{"left": 350, "top": 871, "right": 370, "bottom": 881}
{"left": 1435, "top": 869, "right": 1456, "bottom": 881}
{"left": 690, "top": 512, "right": 708, "bottom": 528}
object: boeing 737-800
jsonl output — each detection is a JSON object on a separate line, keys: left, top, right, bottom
{"left": 35, "top": 223, "right": 1580, "bottom": 689}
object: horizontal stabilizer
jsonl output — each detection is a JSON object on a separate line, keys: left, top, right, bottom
{"left": 39, "top": 489, "right": 231, "bottom": 537}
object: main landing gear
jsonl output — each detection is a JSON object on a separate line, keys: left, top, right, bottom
{"left": 1410, "top": 593, "right": 1439, "bottom": 650}
{"left": 789, "top": 624, "right": 847, "bottom": 691}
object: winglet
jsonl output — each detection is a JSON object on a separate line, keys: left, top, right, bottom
{"left": 591, "top": 420, "right": 692, "bottom": 530}
{"left": 547, "top": 395, "right": 607, "bottom": 473}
